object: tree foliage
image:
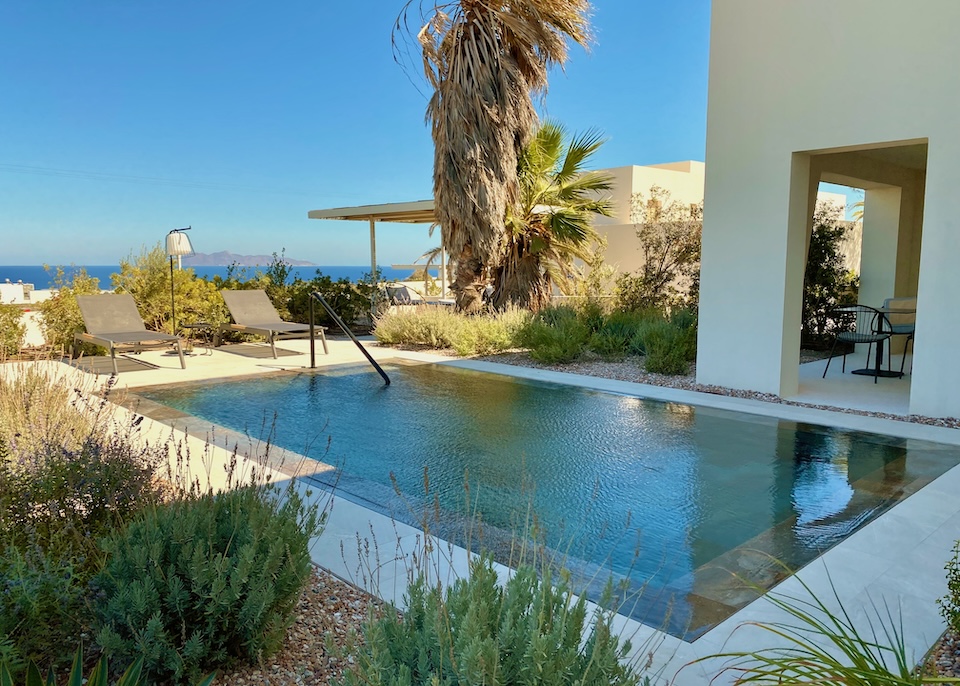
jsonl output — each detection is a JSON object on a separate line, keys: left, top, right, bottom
{"left": 111, "top": 244, "right": 228, "bottom": 334}
{"left": 401, "top": 0, "right": 593, "bottom": 312}
{"left": 801, "top": 201, "right": 859, "bottom": 347}
{"left": 0, "top": 302, "right": 25, "bottom": 359}
{"left": 491, "top": 122, "right": 613, "bottom": 311}
{"left": 615, "top": 186, "right": 702, "bottom": 312}
{"left": 37, "top": 266, "right": 103, "bottom": 354}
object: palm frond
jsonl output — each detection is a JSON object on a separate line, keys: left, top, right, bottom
{"left": 408, "top": 0, "right": 593, "bottom": 272}
{"left": 557, "top": 128, "right": 607, "bottom": 182}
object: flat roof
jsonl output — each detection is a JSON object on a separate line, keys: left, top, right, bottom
{"left": 307, "top": 200, "right": 435, "bottom": 224}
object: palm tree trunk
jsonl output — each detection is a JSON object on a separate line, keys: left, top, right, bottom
{"left": 451, "top": 243, "right": 486, "bottom": 314}
{"left": 491, "top": 238, "right": 550, "bottom": 311}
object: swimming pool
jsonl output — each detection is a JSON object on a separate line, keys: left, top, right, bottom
{"left": 133, "top": 361, "right": 960, "bottom": 640}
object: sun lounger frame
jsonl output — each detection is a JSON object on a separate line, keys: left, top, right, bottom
{"left": 74, "top": 294, "right": 186, "bottom": 374}
{"left": 219, "top": 289, "right": 328, "bottom": 359}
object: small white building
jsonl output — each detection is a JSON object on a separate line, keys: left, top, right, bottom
{"left": 592, "top": 161, "right": 848, "bottom": 277}
{"left": 697, "top": 0, "right": 958, "bottom": 418}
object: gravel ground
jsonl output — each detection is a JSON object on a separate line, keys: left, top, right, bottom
{"left": 224, "top": 349, "right": 959, "bottom": 684}
{"left": 219, "top": 566, "right": 380, "bottom": 685}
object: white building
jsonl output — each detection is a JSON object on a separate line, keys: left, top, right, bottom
{"left": 592, "top": 161, "right": 847, "bottom": 277}
{"left": 696, "top": 0, "right": 958, "bottom": 418}
{"left": 591, "top": 162, "right": 705, "bottom": 274}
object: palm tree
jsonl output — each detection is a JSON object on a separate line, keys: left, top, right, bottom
{"left": 400, "top": 0, "right": 592, "bottom": 312}
{"left": 490, "top": 122, "right": 612, "bottom": 310}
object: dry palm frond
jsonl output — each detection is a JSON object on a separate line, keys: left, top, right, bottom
{"left": 398, "top": 0, "right": 592, "bottom": 276}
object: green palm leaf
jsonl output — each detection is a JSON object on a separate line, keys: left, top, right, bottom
{"left": 492, "top": 120, "right": 613, "bottom": 309}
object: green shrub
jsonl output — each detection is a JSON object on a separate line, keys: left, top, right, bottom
{"left": 0, "top": 369, "right": 166, "bottom": 566}
{"left": 112, "top": 245, "right": 229, "bottom": 334}
{"left": 491, "top": 303, "right": 533, "bottom": 342}
{"left": 0, "top": 365, "right": 99, "bottom": 464}
{"left": 0, "top": 646, "right": 216, "bottom": 686}
{"left": 628, "top": 317, "right": 667, "bottom": 357}
{"left": 522, "top": 316, "right": 589, "bottom": 364}
{"left": 589, "top": 329, "right": 631, "bottom": 360}
{"left": 95, "top": 483, "right": 322, "bottom": 684}
{"left": 0, "top": 302, "right": 25, "bottom": 359}
{"left": 451, "top": 306, "right": 530, "bottom": 356}
{"left": 575, "top": 297, "right": 608, "bottom": 333}
{"left": 536, "top": 304, "right": 580, "bottom": 328}
{"left": 642, "top": 323, "right": 697, "bottom": 376}
{"left": 37, "top": 266, "right": 102, "bottom": 354}
{"left": 451, "top": 317, "right": 512, "bottom": 356}
{"left": 374, "top": 306, "right": 462, "bottom": 349}
{"left": 286, "top": 271, "right": 379, "bottom": 327}
{"left": 939, "top": 540, "right": 960, "bottom": 634}
{"left": 588, "top": 311, "right": 647, "bottom": 360}
{"left": 0, "top": 547, "right": 85, "bottom": 673}
{"left": 669, "top": 307, "right": 697, "bottom": 332}
{"left": 802, "top": 201, "right": 859, "bottom": 348}
{"left": 375, "top": 305, "right": 531, "bottom": 356}
{"left": 340, "top": 556, "right": 642, "bottom": 686}
{"left": 0, "top": 426, "right": 166, "bottom": 567}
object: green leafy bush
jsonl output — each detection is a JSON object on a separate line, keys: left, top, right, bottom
{"left": 0, "top": 365, "right": 99, "bottom": 464}
{"left": 451, "top": 317, "right": 512, "bottom": 356}
{"left": 587, "top": 312, "right": 646, "bottom": 360}
{"left": 375, "top": 305, "right": 531, "bottom": 356}
{"left": 536, "top": 304, "right": 581, "bottom": 328}
{"left": 0, "top": 302, "right": 25, "bottom": 358}
{"left": 0, "top": 368, "right": 167, "bottom": 673}
{"left": 112, "top": 244, "right": 229, "bottom": 334}
{"left": 287, "top": 272, "right": 378, "bottom": 328}
{"left": 37, "top": 266, "right": 102, "bottom": 354}
{"left": 0, "top": 425, "right": 165, "bottom": 567}
{"left": 616, "top": 186, "right": 702, "bottom": 313}
{"left": 623, "top": 310, "right": 697, "bottom": 375}
{"left": 374, "top": 306, "right": 462, "bottom": 349}
{"left": 642, "top": 324, "right": 696, "bottom": 375}
{"left": 521, "top": 316, "right": 589, "bottom": 364}
{"left": 575, "top": 297, "right": 608, "bottom": 334}
{"left": 95, "top": 483, "right": 322, "bottom": 684}
{"left": 802, "top": 201, "right": 859, "bottom": 348}
{"left": 340, "top": 556, "right": 642, "bottom": 686}
{"left": 938, "top": 540, "right": 960, "bottom": 633}
{"left": 0, "top": 369, "right": 166, "bottom": 567}
{"left": 0, "top": 547, "right": 85, "bottom": 673}
{"left": 451, "top": 306, "right": 531, "bottom": 356}
{"left": 0, "top": 646, "right": 215, "bottom": 686}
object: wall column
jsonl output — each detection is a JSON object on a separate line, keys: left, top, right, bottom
{"left": 858, "top": 188, "right": 901, "bottom": 308}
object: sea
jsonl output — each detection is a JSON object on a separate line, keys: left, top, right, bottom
{"left": 0, "top": 265, "right": 423, "bottom": 289}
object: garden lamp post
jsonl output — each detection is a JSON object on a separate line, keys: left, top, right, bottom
{"left": 165, "top": 226, "right": 193, "bottom": 335}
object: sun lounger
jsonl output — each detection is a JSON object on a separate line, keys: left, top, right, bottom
{"left": 74, "top": 293, "right": 186, "bottom": 374}
{"left": 220, "top": 289, "right": 328, "bottom": 358}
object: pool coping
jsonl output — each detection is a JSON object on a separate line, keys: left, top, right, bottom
{"left": 111, "top": 344, "right": 960, "bottom": 684}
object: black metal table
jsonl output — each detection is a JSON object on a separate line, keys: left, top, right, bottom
{"left": 181, "top": 322, "right": 215, "bottom": 355}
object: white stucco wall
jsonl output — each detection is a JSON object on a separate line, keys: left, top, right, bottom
{"left": 698, "top": 0, "right": 960, "bottom": 418}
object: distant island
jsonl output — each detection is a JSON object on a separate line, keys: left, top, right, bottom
{"left": 182, "top": 251, "right": 315, "bottom": 267}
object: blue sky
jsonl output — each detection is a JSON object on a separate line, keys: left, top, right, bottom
{"left": 0, "top": 1, "right": 715, "bottom": 266}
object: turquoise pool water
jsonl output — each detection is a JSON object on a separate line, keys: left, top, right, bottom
{"left": 135, "top": 362, "right": 960, "bottom": 640}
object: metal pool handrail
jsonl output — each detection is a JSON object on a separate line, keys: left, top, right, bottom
{"left": 308, "top": 291, "right": 390, "bottom": 386}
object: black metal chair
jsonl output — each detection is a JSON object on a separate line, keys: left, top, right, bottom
{"left": 882, "top": 297, "right": 916, "bottom": 376}
{"left": 821, "top": 304, "right": 893, "bottom": 384}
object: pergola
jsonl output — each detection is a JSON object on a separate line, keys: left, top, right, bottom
{"left": 307, "top": 200, "right": 446, "bottom": 293}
